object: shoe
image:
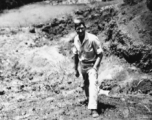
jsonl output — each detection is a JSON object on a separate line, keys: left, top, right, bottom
{"left": 91, "top": 109, "right": 99, "bottom": 118}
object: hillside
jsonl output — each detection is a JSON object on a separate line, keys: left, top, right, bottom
{"left": 0, "top": 0, "right": 152, "bottom": 120}
{"left": 0, "top": 0, "right": 117, "bottom": 11}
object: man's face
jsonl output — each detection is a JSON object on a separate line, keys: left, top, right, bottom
{"left": 75, "top": 24, "right": 85, "bottom": 37}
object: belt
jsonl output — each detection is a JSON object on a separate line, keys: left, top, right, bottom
{"left": 80, "top": 61, "right": 95, "bottom": 67}
{"left": 80, "top": 61, "right": 95, "bottom": 72}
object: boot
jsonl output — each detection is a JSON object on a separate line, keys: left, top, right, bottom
{"left": 91, "top": 109, "right": 99, "bottom": 118}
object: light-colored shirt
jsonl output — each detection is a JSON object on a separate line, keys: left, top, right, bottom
{"left": 73, "top": 32, "right": 103, "bottom": 63}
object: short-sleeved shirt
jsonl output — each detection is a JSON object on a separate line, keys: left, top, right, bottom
{"left": 73, "top": 32, "right": 103, "bottom": 63}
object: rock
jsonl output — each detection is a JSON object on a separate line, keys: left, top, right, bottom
{"left": 149, "top": 91, "right": 152, "bottom": 95}
{"left": 98, "top": 24, "right": 104, "bottom": 30}
{"left": 51, "top": 18, "right": 60, "bottom": 27}
{"left": 67, "top": 81, "right": 72, "bottom": 84}
{"left": 74, "top": 9, "right": 84, "bottom": 15}
{"left": 92, "top": 13, "right": 100, "bottom": 18}
{"left": 41, "top": 25, "right": 51, "bottom": 33}
{"left": 20, "top": 85, "right": 24, "bottom": 90}
{"left": 135, "top": 79, "right": 152, "bottom": 94}
{"left": 0, "top": 90, "right": 5, "bottom": 95}
{"left": 29, "top": 76, "right": 33, "bottom": 80}
{"left": 29, "top": 27, "right": 35, "bottom": 33}
{"left": 45, "top": 85, "right": 51, "bottom": 91}
{"left": 59, "top": 17, "right": 66, "bottom": 24}
{"left": 98, "top": 89, "right": 110, "bottom": 96}
{"left": 34, "top": 23, "right": 44, "bottom": 28}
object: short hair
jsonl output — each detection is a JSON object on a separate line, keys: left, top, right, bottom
{"left": 73, "top": 18, "right": 86, "bottom": 29}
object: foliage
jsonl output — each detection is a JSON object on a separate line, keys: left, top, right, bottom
{"left": 0, "top": 0, "right": 43, "bottom": 10}
{"left": 123, "top": 0, "right": 143, "bottom": 5}
{"left": 0, "top": 0, "right": 115, "bottom": 11}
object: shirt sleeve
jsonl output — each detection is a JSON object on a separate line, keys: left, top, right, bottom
{"left": 92, "top": 36, "right": 103, "bottom": 55}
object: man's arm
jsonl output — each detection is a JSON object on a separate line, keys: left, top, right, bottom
{"left": 93, "top": 53, "right": 103, "bottom": 71}
{"left": 74, "top": 54, "right": 79, "bottom": 77}
{"left": 92, "top": 36, "right": 103, "bottom": 71}
{"left": 73, "top": 36, "right": 79, "bottom": 77}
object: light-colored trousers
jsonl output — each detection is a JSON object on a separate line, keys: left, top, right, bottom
{"left": 81, "top": 68, "right": 98, "bottom": 110}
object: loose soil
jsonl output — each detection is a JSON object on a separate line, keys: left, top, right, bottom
{"left": 0, "top": 0, "right": 152, "bottom": 120}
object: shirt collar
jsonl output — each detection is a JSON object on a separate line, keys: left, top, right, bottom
{"left": 78, "top": 32, "right": 89, "bottom": 45}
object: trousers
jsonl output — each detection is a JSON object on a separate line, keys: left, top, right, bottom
{"left": 81, "top": 67, "right": 98, "bottom": 110}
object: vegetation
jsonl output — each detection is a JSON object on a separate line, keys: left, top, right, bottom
{"left": 123, "top": 0, "right": 143, "bottom": 5}
{"left": 0, "top": 0, "right": 114, "bottom": 11}
{"left": 0, "top": 0, "right": 43, "bottom": 10}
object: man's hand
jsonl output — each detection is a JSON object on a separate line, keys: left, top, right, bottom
{"left": 87, "top": 68, "right": 96, "bottom": 75}
{"left": 75, "top": 69, "right": 80, "bottom": 77}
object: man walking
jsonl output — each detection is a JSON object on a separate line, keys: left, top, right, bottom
{"left": 73, "top": 18, "right": 103, "bottom": 118}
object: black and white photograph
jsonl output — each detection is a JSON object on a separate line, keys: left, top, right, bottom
{"left": 0, "top": 0, "right": 152, "bottom": 120}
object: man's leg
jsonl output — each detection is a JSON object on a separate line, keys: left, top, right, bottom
{"left": 87, "top": 69, "right": 98, "bottom": 110}
{"left": 82, "top": 69, "right": 99, "bottom": 118}
{"left": 82, "top": 72, "right": 89, "bottom": 99}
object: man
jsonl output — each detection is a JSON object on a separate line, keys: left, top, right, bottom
{"left": 73, "top": 18, "right": 103, "bottom": 118}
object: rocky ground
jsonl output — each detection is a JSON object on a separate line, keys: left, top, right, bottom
{"left": 0, "top": 0, "right": 152, "bottom": 120}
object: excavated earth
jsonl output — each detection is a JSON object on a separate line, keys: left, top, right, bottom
{"left": 0, "top": 0, "right": 152, "bottom": 120}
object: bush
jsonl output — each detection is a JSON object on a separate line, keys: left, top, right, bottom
{"left": 0, "top": 0, "right": 44, "bottom": 11}
{"left": 123, "top": 0, "right": 143, "bottom": 5}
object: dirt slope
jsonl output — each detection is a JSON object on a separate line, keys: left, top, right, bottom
{"left": 0, "top": 0, "right": 152, "bottom": 120}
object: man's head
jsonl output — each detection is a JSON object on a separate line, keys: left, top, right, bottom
{"left": 74, "top": 18, "right": 86, "bottom": 37}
